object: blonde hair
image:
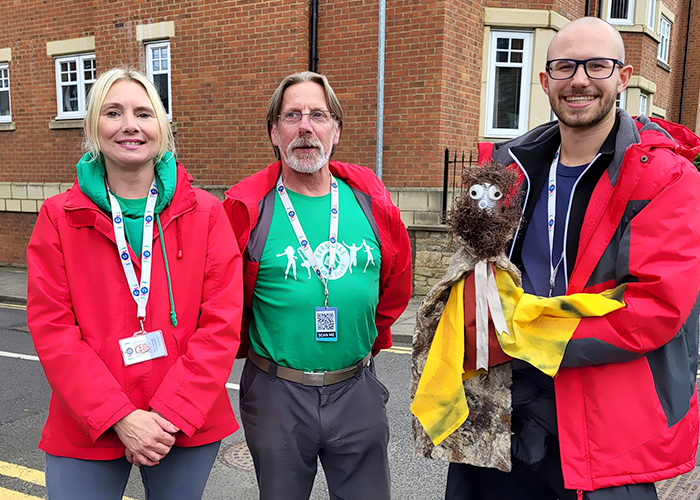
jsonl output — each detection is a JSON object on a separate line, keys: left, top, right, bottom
{"left": 83, "top": 67, "right": 175, "bottom": 162}
{"left": 266, "top": 71, "right": 344, "bottom": 159}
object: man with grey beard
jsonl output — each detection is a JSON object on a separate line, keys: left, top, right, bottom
{"left": 223, "top": 71, "right": 412, "bottom": 500}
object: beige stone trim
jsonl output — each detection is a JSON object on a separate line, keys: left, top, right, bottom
{"left": 660, "top": 3, "right": 675, "bottom": 23}
{"left": 136, "top": 21, "right": 175, "bottom": 42}
{"left": 46, "top": 36, "right": 95, "bottom": 57}
{"left": 529, "top": 28, "right": 556, "bottom": 129}
{"left": 0, "top": 122, "right": 16, "bottom": 132}
{"left": 483, "top": 8, "right": 568, "bottom": 30}
{"left": 0, "top": 182, "right": 66, "bottom": 213}
{"left": 0, "top": 48, "right": 11, "bottom": 62}
{"left": 629, "top": 76, "right": 657, "bottom": 94}
{"left": 650, "top": 103, "right": 666, "bottom": 118}
{"left": 49, "top": 119, "right": 83, "bottom": 129}
{"left": 478, "top": 26, "right": 491, "bottom": 139}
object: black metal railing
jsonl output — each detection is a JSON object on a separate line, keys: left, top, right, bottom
{"left": 442, "top": 149, "right": 475, "bottom": 222}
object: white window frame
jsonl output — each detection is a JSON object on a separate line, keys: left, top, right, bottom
{"left": 639, "top": 93, "right": 648, "bottom": 115}
{"left": 657, "top": 16, "right": 671, "bottom": 65}
{"left": 485, "top": 30, "right": 532, "bottom": 138}
{"left": 647, "top": 0, "right": 657, "bottom": 30}
{"left": 607, "top": 0, "right": 635, "bottom": 25}
{"left": 145, "top": 41, "right": 172, "bottom": 118}
{"left": 0, "top": 63, "right": 11, "bottom": 123}
{"left": 54, "top": 53, "right": 96, "bottom": 120}
{"left": 616, "top": 89, "right": 627, "bottom": 110}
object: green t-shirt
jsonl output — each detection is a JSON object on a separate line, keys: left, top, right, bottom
{"left": 250, "top": 179, "right": 381, "bottom": 371}
{"left": 113, "top": 194, "right": 147, "bottom": 255}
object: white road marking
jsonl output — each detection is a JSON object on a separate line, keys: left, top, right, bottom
{"left": 0, "top": 351, "right": 39, "bottom": 362}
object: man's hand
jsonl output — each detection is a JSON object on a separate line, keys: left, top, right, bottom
{"left": 113, "top": 409, "right": 179, "bottom": 467}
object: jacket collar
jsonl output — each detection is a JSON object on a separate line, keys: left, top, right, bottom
{"left": 64, "top": 163, "right": 196, "bottom": 234}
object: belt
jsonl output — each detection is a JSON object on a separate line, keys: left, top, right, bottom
{"left": 247, "top": 349, "right": 372, "bottom": 387}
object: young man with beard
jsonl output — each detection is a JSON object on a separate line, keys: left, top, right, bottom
{"left": 444, "top": 16, "right": 700, "bottom": 500}
{"left": 223, "top": 71, "right": 412, "bottom": 500}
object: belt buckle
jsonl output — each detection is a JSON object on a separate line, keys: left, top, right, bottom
{"left": 302, "top": 371, "right": 326, "bottom": 386}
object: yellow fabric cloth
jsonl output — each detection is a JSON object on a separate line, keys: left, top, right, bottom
{"left": 411, "top": 279, "right": 472, "bottom": 446}
{"left": 412, "top": 269, "right": 626, "bottom": 446}
{"left": 495, "top": 268, "right": 626, "bottom": 377}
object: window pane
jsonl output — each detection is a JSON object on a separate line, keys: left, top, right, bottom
{"left": 511, "top": 39, "right": 523, "bottom": 51}
{"left": 154, "top": 74, "right": 169, "bottom": 113}
{"left": 0, "top": 91, "right": 9, "bottom": 116}
{"left": 84, "top": 58, "right": 96, "bottom": 81}
{"left": 496, "top": 51, "right": 508, "bottom": 63}
{"left": 153, "top": 60, "right": 161, "bottom": 71}
{"left": 497, "top": 38, "right": 509, "bottom": 50}
{"left": 511, "top": 52, "right": 523, "bottom": 63}
{"left": 492, "top": 67, "right": 522, "bottom": 129}
{"left": 62, "top": 85, "right": 78, "bottom": 112}
{"left": 61, "top": 62, "right": 77, "bottom": 82}
{"left": 610, "top": 0, "right": 629, "bottom": 18}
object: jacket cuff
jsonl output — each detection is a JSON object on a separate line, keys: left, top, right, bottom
{"left": 86, "top": 400, "right": 137, "bottom": 442}
{"left": 149, "top": 396, "right": 204, "bottom": 438}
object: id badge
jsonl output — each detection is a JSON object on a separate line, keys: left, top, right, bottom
{"left": 315, "top": 306, "right": 338, "bottom": 342}
{"left": 119, "top": 330, "right": 168, "bottom": 366}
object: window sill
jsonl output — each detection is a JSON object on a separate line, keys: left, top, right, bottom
{"left": 657, "top": 60, "right": 671, "bottom": 72}
{"left": 47, "top": 119, "right": 178, "bottom": 132}
{"left": 49, "top": 119, "right": 83, "bottom": 130}
{"left": 0, "top": 122, "right": 16, "bottom": 131}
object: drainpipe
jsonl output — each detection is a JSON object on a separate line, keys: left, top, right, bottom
{"left": 309, "top": 0, "right": 318, "bottom": 72}
{"left": 376, "top": 0, "right": 386, "bottom": 180}
{"left": 678, "top": 0, "right": 693, "bottom": 124}
{"left": 597, "top": 0, "right": 603, "bottom": 17}
{"left": 585, "top": 0, "right": 591, "bottom": 16}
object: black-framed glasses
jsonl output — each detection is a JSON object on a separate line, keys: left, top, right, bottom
{"left": 546, "top": 58, "right": 624, "bottom": 80}
{"left": 278, "top": 110, "right": 335, "bottom": 125}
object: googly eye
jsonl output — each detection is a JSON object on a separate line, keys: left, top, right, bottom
{"left": 488, "top": 185, "right": 502, "bottom": 200}
{"left": 469, "top": 184, "right": 485, "bottom": 199}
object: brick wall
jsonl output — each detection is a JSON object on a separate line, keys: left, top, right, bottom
{"left": 1, "top": 0, "right": 698, "bottom": 267}
{"left": 0, "top": 212, "right": 37, "bottom": 266}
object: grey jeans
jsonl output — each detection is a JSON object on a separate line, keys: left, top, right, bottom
{"left": 45, "top": 441, "right": 220, "bottom": 500}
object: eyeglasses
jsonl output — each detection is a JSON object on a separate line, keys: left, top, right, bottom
{"left": 277, "top": 110, "right": 335, "bottom": 125}
{"left": 546, "top": 58, "right": 624, "bottom": 80}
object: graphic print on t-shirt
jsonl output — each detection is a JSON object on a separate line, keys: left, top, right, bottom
{"left": 250, "top": 178, "right": 382, "bottom": 372}
{"left": 274, "top": 239, "right": 377, "bottom": 280}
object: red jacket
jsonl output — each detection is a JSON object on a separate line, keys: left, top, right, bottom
{"left": 481, "top": 111, "right": 700, "bottom": 491}
{"left": 223, "top": 160, "right": 412, "bottom": 357}
{"left": 27, "top": 164, "right": 242, "bottom": 460}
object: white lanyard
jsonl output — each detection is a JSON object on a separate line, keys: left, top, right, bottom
{"left": 275, "top": 174, "right": 339, "bottom": 307}
{"left": 546, "top": 147, "right": 563, "bottom": 297}
{"left": 107, "top": 178, "right": 159, "bottom": 327}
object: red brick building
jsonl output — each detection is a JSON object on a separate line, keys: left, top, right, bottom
{"left": 1, "top": 0, "right": 698, "bottom": 267}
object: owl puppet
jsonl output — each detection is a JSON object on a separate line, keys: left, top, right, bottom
{"left": 410, "top": 162, "right": 626, "bottom": 472}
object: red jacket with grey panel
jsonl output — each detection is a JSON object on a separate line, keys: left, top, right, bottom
{"left": 480, "top": 110, "right": 700, "bottom": 492}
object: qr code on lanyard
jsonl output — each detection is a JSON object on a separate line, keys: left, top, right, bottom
{"left": 316, "top": 309, "right": 336, "bottom": 333}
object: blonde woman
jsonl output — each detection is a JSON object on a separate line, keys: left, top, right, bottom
{"left": 27, "top": 68, "right": 242, "bottom": 500}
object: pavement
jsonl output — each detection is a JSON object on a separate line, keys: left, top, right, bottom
{"left": 0, "top": 265, "right": 420, "bottom": 345}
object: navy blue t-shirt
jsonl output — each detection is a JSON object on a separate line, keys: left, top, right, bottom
{"left": 521, "top": 161, "right": 588, "bottom": 297}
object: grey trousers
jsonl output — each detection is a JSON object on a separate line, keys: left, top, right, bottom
{"left": 239, "top": 357, "right": 391, "bottom": 500}
{"left": 45, "top": 441, "right": 220, "bottom": 500}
